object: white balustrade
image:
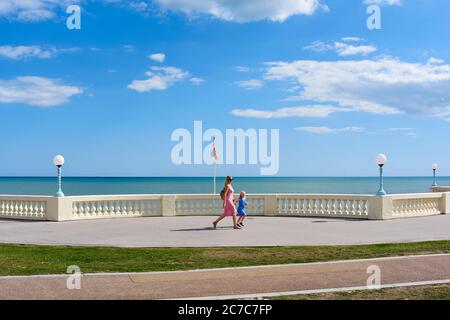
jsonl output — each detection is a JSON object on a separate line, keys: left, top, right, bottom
{"left": 71, "top": 195, "right": 161, "bottom": 219}
{"left": 0, "top": 196, "right": 49, "bottom": 220}
{"left": 390, "top": 193, "right": 443, "bottom": 218}
{"left": 174, "top": 194, "right": 266, "bottom": 216}
{"left": 247, "top": 195, "right": 265, "bottom": 215}
{"left": 0, "top": 192, "right": 448, "bottom": 221}
{"left": 175, "top": 195, "right": 221, "bottom": 216}
{"left": 277, "top": 194, "right": 370, "bottom": 218}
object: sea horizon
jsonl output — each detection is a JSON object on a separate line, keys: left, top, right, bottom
{"left": 1, "top": 175, "right": 448, "bottom": 178}
{"left": 1, "top": 176, "right": 448, "bottom": 196}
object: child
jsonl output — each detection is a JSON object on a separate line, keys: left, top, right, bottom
{"left": 236, "top": 191, "right": 248, "bottom": 227}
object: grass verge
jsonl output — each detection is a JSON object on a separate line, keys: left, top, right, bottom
{"left": 0, "top": 241, "right": 449, "bottom": 276}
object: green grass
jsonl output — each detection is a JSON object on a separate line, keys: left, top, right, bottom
{"left": 0, "top": 241, "right": 449, "bottom": 276}
{"left": 274, "top": 284, "right": 450, "bottom": 300}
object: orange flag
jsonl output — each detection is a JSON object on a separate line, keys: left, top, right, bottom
{"left": 212, "top": 137, "right": 218, "bottom": 161}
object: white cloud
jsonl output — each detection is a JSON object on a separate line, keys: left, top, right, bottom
{"left": 235, "top": 66, "right": 251, "bottom": 73}
{"left": 0, "top": 0, "right": 78, "bottom": 22}
{"left": 190, "top": 77, "right": 205, "bottom": 85}
{"left": 295, "top": 126, "right": 364, "bottom": 134}
{"left": 234, "top": 79, "right": 263, "bottom": 90}
{"left": 303, "top": 39, "right": 377, "bottom": 56}
{"left": 0, "top": 76, "right": 82, "bottom": 107}
{"left": 231, "top": 105, "right": 350, "bottom": 119}
{"left": 302, "top": 41, "right": 333, "bottom": 53}
{"left": 341, "top": 37, "right": 364, "bottom": 42}
{"left": 129, "top": 1, "right": 149, "bottom": 12}
{"left": 149, "top": 52, "right": 166, "bottom": 63}
{"left": 1, "top": 0, "right": 327, "bottom": 23}
{"left": 0, "top": 45, "right": 55, "bottom": 59}
{"left": 387, "top": 128, "right": 415, "bottom": 132}
{"left": 0, "top": 45, "right": 79, "bottom": 59}
{"left": 364, "top": 0, "right": 402, "bottom": 6}
{"left": 427, "top": 57, "right": 444, "bottom": 65}
{"left": 264, "top": 57, "right": 450, "bottom": 118}
{"left": 128, "top": 66, "right": 189, "bottom": 92}
{"left": 0, "top": 0, "right": 327, "bottom": 23}
{"left": 153, "top": 0, "right": 327, "bottom": 23}
{"left": 334, "top": 42, "right": 377, "bottom": 56}
{"left": 386, "top": 127, "right": 417, "bottom": 137}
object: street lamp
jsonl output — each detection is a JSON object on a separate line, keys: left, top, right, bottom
{"left": 376, "top": 154, "right": 387, "bottom": 196}
{"left": 53, "top": 155, "right": 65, "bottom": 197}
{"left": 432, "top": 163, "right": 439, "bottom": 187}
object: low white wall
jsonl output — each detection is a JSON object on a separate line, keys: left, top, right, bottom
{"left": 431, "top": 186, "right": 450, "bottom": 192}
{"left": 0, "top": 195, "right": 52, "bottom": 221}
{"left": 0, "top": 192, "right": 448, "bottom": 222}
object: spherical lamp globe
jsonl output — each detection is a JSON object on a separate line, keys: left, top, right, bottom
{"left": 376, "top": 154, "right": 387, "bottom": 166}
{"left": 53, "top": 155, "right": 65, "bottom": 167}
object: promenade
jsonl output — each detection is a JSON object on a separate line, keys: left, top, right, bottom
{"left": 0, "top": 215, "right": 449, "bottom": 247}
{"left": 1, "top": 254, "right": 449, "bottom": 299}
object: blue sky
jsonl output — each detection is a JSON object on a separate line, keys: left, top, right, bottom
{"left": 1, "top": 0, "right": 450, "bottom": 177}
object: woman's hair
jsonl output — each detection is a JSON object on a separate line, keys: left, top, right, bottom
{"left": 220, "top": 176, "right": 233, "bottom": 200}
{"left": 224, "top": 176, "right": 233, "bottom": 187}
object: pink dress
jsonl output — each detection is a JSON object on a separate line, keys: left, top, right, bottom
{"left": 223, "top": 186, "right": 236, "bottom": 217}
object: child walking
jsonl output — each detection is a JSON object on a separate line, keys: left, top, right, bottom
{"left": 236, "top": 191, "right": 248, "bottom": 227}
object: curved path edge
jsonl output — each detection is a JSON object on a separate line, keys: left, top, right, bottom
{"left": 1, "top": 254, "right": 449, "bottom": 300}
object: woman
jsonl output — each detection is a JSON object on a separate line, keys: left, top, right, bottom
{"left": 213, "top": 176, "right": 240, "bottom": 230}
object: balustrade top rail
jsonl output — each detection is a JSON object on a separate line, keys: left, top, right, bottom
{"left": 68, "top": 193, "right": 376, "bottom": 198}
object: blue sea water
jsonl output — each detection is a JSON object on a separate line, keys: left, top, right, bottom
{"left": 0, "top": 177, "right": 448, "bottom": 196}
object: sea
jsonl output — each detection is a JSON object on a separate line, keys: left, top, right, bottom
{"left": 0, "top": 177, "right": 448, "bottom": 196}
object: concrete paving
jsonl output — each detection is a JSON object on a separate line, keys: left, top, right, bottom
{"left": 1, "top": 255, "right": 449, "bottom": 299}
{"left": 0, "top": 215, "right": 449, "bottom": 247}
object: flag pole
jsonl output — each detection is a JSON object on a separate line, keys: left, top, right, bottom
{"left": 213, "top": 136, "right": 217, "bottom": 195}
{"left": 212, "top": 137, "right": 217, "bottom": 212}
{"left": 213, "top": 160, "right": 217, "bottom": 195}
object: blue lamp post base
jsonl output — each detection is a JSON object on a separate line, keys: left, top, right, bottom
{"left": 432, "top": 169, "right": 438, "bottom": 187}
{"left": 377, "top": 165, "right": 386, "bottom": 196}
{"left": 55, "top": 165, "right": 65, "bottom": 197}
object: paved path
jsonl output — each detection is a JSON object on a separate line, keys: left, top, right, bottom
{"left": 1, "top": 255, "right": 449, "bottom": 300}
{"left": 0, "top": 215, "right": 449, "bottom": 247}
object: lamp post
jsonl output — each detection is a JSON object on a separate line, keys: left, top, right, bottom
{"left": 53, "top": 155, "right": 65, "bottom": 197}
{"left": 376, "top": 154, "right": 387, "bottom": 196}
{"left": 432, "top": 163, "right": 439, "bottom": 187}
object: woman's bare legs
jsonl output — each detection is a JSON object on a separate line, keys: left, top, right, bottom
{"left": 213, "top": 214, "right": 226, "bottom": 229}
{"left": 213, "top": 215, "right": 240, "bottom": 229}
